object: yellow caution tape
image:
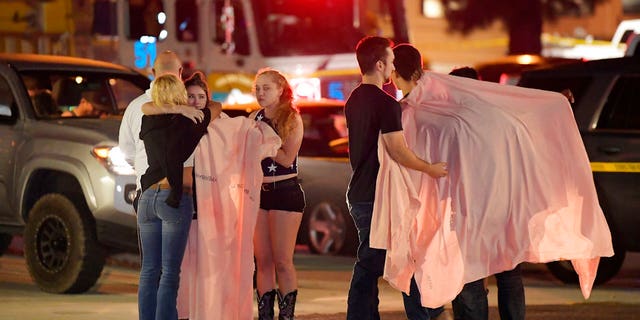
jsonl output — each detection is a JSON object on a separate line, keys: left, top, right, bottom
{"left": 591, "top": 162, "right": 640, "bottom": 173}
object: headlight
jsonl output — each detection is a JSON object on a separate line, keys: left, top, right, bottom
{"left": 92, "top": 146, "right": 135, "bottom": 176}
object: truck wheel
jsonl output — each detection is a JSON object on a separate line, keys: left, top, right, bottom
{"left": 0, "top": 233, "right": 12, "bottom": 256}
{"left": 24, "top": 194, "right": 105, "bottom": 293}
{"left": 306, "top": 201, "right": 357, "bottom": 255}
{"left": 545, "top": 243, "right": 626, "bottom": 286}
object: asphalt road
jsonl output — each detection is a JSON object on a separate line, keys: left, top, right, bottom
{"left": 1, "top": 241, "right": 639, "bottom": 319}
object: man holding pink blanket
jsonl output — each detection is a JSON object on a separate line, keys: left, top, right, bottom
{"left": 371, "top": 45, "right": 614, "bottom": 310}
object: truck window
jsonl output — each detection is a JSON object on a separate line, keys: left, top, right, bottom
{"left": 20, "top": 71, "right": 146, "bottom": 118}
{"left": 21, "top": 75, "right": 57, "bottom": 118}
{"left": 111, "top": 78, "right": 146, "bottom": 113}
{"left": 518, "top": 74, "right": 591, "bottom": 110}
{"left": 597, "top": 75, "right": 640, "bottom": 131}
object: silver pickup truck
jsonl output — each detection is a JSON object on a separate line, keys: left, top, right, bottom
{"left": 0, "top": 53, "right": 149, "bottom": 293}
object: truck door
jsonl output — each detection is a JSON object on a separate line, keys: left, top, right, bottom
{"left": 583, "top": 74, "right": 640, "bottom": 252}
{"left": 0, "top": 65, "right": 25, "bottom": 223}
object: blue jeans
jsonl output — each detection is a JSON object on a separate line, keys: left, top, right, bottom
{"left": 452, "top": 266, "right": 525, "bottom": 320}
{"left": 403, "top": 276, "right": 444, "bottom": 319}
{"left": 137, "top": 187, "right": 193, "bottom": 320}
{"left": 346, "top": 202, "right": 443, "bottom": 320}
{"left": 495, "top": 266, "right": 525, "bottom": 320}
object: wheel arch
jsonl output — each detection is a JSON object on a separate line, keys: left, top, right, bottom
{"left": 18, "top": 158, "right": 96, "bottom": 223}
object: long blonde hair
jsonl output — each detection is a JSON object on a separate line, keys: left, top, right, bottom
{"left": 255, "top": 68, "right": 298, "bottom": 141}
{"left": 151, "top": 74, "right": 188, "bottom": 107}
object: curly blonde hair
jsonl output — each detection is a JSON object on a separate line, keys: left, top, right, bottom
{"left": 254, "top": 69, "right": 298, "bottom": 141}
{"left": 151, "top": 74, "right": 188, "bottom": 107}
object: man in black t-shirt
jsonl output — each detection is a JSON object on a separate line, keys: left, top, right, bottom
{"left": 344, "top": 36, "right": 448, "bottom": 319}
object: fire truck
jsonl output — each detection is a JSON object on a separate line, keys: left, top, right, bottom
{"left": 2, "top": 0, "right": 409, "bottom": 101}
{"left": 114, "top": 0, "right": 410, "bottom": 102}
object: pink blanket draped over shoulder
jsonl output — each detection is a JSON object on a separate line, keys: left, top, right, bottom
{"left": 177, "top": 116, "right": 281, "bottom": 320}
{"left": 371, "top": 71, "right": 614, "bottom": 308}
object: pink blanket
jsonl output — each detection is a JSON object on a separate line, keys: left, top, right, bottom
{"left": 177, "top": 116, "right": 280, "bottom": 319}
{"left": 371, "top": 71, "right": 614, "bottom": 308}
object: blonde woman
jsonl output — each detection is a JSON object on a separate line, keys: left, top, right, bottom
{"left": 251, "top": 69, "right": 305, "bottom": 320}
{"left": 137, "top": 74, "right": 212, "bottom": 320}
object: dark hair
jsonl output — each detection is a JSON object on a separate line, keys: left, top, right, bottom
{"left": 449, "top": 67, "right": 479, "bottom": 80}
{"left": 183, "top": 71, "right": 210, "bottom": 104}
{"left": 392, "top": 44, "right": 423, "bottom": 82}
{"left": 355, "top": 36, "right": 393, "bottom": 75}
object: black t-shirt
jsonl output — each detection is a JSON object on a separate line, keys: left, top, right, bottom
{"left": 345, "top": 84, "right": 403, "bottom": 203}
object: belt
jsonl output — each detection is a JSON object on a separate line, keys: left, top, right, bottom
{"left": 149, "top": 183, "right": 193, "bottom": 195}
{"left": 261, "top": 178, "right": 298, "bottom": 192}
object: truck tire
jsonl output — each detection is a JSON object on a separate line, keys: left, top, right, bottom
{"left": 0, "top": 233, "right": 12, "bottom": 256}
{"left": 24, "top": 194, "right": 106, "bottom": 293}
{"left": 305, "top": 201, "right": 357, "bottom": 256}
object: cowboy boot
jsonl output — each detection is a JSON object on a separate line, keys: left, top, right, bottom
{"left": 257, "top": 289, "right": 276, "bottom": 320}
{"left": 277, "top": 289, "right": 298, "bottom": 320}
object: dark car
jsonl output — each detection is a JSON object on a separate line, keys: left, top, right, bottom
{"left": 475, "top": 54, "right": 579, "bottom": 84}
{"left": 518, "top": 56, "right": 640, "bottom": 284}
{"left": 224, "top": 99, "right": 357, "bottom": 255}
{"left": 0, "top": 53, "right": 149, "bottom": 293}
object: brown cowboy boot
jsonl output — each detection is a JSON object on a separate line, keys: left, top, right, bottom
{"left": 257, "top": 289, "right": 276, "bottom": 320}
{"left": 277, "top": 289, "right": 298, "bottom": 320}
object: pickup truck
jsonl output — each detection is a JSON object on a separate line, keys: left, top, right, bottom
{"left": 518, "top": 55, "right": 640, "bottom": 284}
{"left": 543, "top": 19, "right": 640, "bottom": 60}
{"left": 0, "top": 53, "right": 149, "bottom": 293}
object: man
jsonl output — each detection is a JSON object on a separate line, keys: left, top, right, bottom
{"left": 447, "top": 66, "right": 525, "bottom": 320}
{"left": 344, "top": 36, "right": 448, "bottom": 320}
{"left": 118, "top": 50, "right": 201, "bottom": 208}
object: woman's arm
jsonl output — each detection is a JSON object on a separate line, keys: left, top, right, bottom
{"left": 272, "top": 113, "right": 303, "bottom": 168}
{"left": 141, "top": 101, "right": 204, "bottom": 123}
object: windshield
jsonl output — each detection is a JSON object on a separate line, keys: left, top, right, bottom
{"left": 20, "top": 71, "right": 147, "bottom": 119}
{"left": 251, "top": 0, "right": 367, "bottom": 56}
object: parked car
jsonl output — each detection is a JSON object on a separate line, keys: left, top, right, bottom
{"left": 518, "top": 56, "right": 640, "bottom": 285}
{"left": 224, "top": 99, "right": 358, "bottom": 255}
{"left": 0, "top": 53, "right": 149, "bottom": 293}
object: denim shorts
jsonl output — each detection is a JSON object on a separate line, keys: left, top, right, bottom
{"left": 259, "top": 178, "right": 306, "bottom": 212}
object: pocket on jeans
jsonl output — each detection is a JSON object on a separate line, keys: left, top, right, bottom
{"left": 159, "top": 197, "right": 193, "bottom": 223}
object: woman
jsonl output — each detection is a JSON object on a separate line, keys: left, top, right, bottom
{"left": 143, "top": 71, "right": 281, "bottom": 319}
{"left": 184, "top": 71, "right": 224, "bottom": 117}
{"left": 137, "top": 73, "right": 211, "bottom": 320}
{"left": 251, "top": 69, "right": 305, "bottom": 320}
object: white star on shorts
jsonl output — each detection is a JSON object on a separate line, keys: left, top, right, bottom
{"left": 268, "top": 163, "right": 277, "bottom": 172}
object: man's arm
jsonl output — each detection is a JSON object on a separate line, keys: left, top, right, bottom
{"left": 381, "top": 131, "right": 448, "bottom": 178}
{"left": 141, "top": 101, "right": 204, "bottom": 123}
{"left": 118, "top": 107, "right": 136, "bottom": 167}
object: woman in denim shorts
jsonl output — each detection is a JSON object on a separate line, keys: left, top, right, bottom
{"left": 251, "top": 69, "right": 306, "bottom": 320}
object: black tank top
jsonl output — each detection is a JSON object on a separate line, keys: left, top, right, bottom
{"left": 255, "top": 109, "right": 298, "bottom": 176}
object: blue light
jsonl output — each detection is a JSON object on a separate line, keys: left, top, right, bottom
{"left": 328, "top": 81, "right": 344, "bottom": 100}
{"left": 133, "top": 40, "right": 157, "bottom": 69}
